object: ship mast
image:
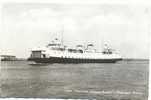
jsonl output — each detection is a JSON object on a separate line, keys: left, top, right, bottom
{"left": 61, "top": 25, "right": 64, "bottom": 46}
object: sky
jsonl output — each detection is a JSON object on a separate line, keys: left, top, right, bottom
{"left": 0, "top": 2, "right": 150, "bottom": 59}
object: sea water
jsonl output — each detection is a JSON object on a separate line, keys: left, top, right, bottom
{"left": 0, "top": 60, "right": 149, "bottom": 100}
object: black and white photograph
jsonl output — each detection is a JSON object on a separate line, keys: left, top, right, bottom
{"left": 0, "top": 0, "right": 150, "bottom": 100}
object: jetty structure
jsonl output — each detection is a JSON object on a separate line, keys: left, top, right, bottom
{"left": 0, "top": 55, "right": 17, "bottom": 61}
{"left": 28, "top": 36, "right": 122, "bottom": 63}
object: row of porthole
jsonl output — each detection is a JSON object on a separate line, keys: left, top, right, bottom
{"left": 60, "top": 56, "right": 101, "bottom": 59}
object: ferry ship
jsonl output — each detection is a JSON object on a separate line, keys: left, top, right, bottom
{"left": 28, "top": 38, "right": 122, "bottom": 63}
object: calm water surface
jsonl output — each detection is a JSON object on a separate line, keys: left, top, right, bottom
{"left": 0, "top": 60, "right": 149, "bottom": 100}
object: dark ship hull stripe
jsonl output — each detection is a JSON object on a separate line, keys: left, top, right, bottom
{"left": 28, "top": 57, "right": 122, "bottom": 63}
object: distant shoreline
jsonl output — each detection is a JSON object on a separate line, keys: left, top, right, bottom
{"left": 1, "top": 58, "right": 27, "bottom": 61}
{"left": 122, "top": 58, "right": 149, "bottom": 61}
{"left": 1, "top": 58, "right": 149, "bottom": 61}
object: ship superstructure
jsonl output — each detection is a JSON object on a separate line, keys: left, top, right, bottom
{"left": 28, "top": 38, "right": 122, "bottom": 63}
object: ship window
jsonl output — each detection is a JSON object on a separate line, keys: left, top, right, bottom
{"left": 43, "top": 54, "right": 46, "bottom": 58}
{"left": 52, "top": 47, "right": 65, "bottom": 51}
{"left": 68, "top": 49, "right": 78, "bottom": 53}
{"left": 32, "top": 51, "right": 41, "bottom": 58}
{"left": 102, "top": 50, "right": 112, "bottom": 54}
{"left": 59, "top": 48, "right": 65, "bottom": 51}
{"left": 78, "top": 50, "right": 83, "bottom": 53}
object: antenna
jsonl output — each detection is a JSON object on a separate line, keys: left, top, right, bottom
{"left": 61, "top": 25, "right": 64, "bottom": 45}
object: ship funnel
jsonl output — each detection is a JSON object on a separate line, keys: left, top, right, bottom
{"left": 76, "top": 45, "right": 84, "bottom": 50}
{"left": 87, "top": 43, "right": 94, "bottom": 50}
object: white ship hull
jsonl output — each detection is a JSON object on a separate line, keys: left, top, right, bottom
{"left": 28, "top": 57, "right": 122, "bottom": 63}
{"left": 28, "top": 50, "right": 122, "bottom": 63}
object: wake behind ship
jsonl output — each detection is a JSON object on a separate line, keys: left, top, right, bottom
{"left": 28, "top": 38, "right": 122, "bottom": 63}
